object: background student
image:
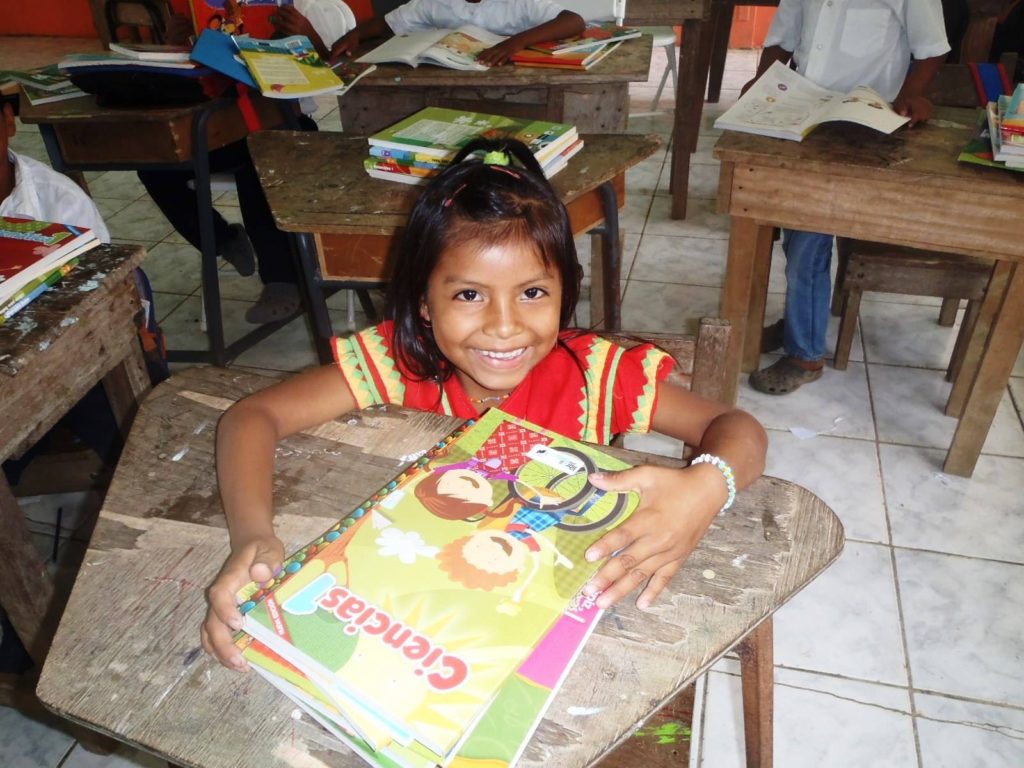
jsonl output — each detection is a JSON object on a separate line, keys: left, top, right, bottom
{"left": 745, "top": 0, "right": 950, "bottom": 395}
{"left": 200, "top": 138, "right": 768, "bottom": 670}
{"left": 1, "top": 95, "right": 109, "bottom": 241}
{"left": 330, "top": 0, "right": 586, "bottom": 67}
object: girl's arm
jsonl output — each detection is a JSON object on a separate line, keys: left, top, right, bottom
{"left": 583, "top": 383, "right": 768, "bottom": 609}
{"left": 329, "top": 16, "right": 393, "bottom": 59}
{"left": 201, "top": 364, "right": 358, "bottom": 670}
{"left": 476, "top": 11, "right": 586, "bottom": 67}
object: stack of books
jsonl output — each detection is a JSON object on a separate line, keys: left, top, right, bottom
{"left": 365, "top": 107, "right": 584, "bottom": 185}
{"left": 0, "top": 217, "right": 100, "bottom": 324}
{"left": 958, "top": 85, "right": 1024, "bottom": 174}
{"left": 235, "top": 408, "right": 638, "bottom": 768}
{"left": 1, "top": 64, "right": 85, "bottom": 106}
{"left": 511, "top": 22, "right": 641, "bottom": 71}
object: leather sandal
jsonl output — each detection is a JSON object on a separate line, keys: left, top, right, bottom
{"left": 749, "top": 357, "right": 823, "bottom": 395}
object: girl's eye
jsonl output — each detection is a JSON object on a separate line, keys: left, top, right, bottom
{"left": 523, "top": 287, "right": 548, "bottom": 300}
{"left": 455, "top": 289, "right": 480, "bottom": 302}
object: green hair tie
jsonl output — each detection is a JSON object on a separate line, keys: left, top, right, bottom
{"left": 482, "top": 150, "right": 510, "bottom": 166}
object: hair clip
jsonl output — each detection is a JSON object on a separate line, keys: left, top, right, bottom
{"left": 491, "top": 166, "right": 521, "bottom": 179}
{"left": 482, "top": 150, "right": 510, "bottom": 166}
{"left": 443, "top": 183, "right": 468, "bottom": 208}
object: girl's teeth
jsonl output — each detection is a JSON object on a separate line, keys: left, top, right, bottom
{"left": 481, "top": 349, "right": 523, "bottom": 360}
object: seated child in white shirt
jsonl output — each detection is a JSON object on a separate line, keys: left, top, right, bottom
{"left": 0, "top": 97, "right": 110, "bottom": 241}
{"left": 330, "top": 0, "right": 585, "bottom": 66}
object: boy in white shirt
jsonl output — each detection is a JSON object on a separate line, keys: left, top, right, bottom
{"left": 330, "top": 0, "right": 585, "bottom": 66}
{"left": 0, "top": 97, "right": 110, "bottom": 242}
{"left": 745, "top": 0, "right": 950, "bottom": 395}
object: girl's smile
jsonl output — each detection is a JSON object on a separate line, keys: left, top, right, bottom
{"left": 421, "top": 234, "right": 562, "bottom": 404}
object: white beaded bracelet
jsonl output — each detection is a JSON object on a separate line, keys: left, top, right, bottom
{"left": 691, "top": 453, "right": 737, "bottom": 514}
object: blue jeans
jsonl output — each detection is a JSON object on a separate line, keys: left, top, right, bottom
{"left": 782, "top": 229, "right": 834, "bottom": 362}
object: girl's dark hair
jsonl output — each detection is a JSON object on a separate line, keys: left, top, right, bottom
{"left": 386, "top": 137, "right": 581, "bottom": 383}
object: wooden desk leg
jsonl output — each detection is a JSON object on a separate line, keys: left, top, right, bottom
{"left": 670, "top": 18, "right": 713, "bottom": 220}
{"left": 0, "top": 476, "right": 56, "bottom": 666}
{"left": 101, "top": 349, "right": 152, "bottom": 443}
{"left": 737, "top": 618, "right": 773, "bottom": 768}
{"left": 944, "top": 262, "right": 1024, "bottom": 477}
{"left": 706, "top": 0, "right": 735, "bottom": 103}
{"left": 597, "top": 181, "right": 623, "bottom": 331}
{"left": 721, "top": 216, "right": 773, "bottom": 403}
{"left": 946, "top": 261, "right": 1011, "bottom": 418}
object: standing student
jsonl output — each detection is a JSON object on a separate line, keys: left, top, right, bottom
{"left": 200, "top": 138, "right": 769, "bottom": 669}
{"left": 330, "top": 0, "right": 586, "bottom": 67}
{"left": 745, "top": 0, "right": 950, "bottom": 395}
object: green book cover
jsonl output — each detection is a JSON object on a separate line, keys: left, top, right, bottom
{"left": 366, "top": 107, "right": 578, "bottom": 166}
{"left": 238, "top": 408, "right": 636, "bottom": 759}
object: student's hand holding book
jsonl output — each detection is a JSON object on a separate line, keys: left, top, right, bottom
{"left": 272, "top": 5, "right": 328, "bottom": 58}
{"left": 201, "top": 533, "right": 286, "bottom": 670}
{"left": 580, "top": 463, "right": 726, "bottom": 610}
{"left": 476, "top": 38, "right": 524, "bottom": 67}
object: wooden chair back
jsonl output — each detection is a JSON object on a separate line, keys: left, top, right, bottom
{"left": 599, "top": 318, "right": 733, "bottom": 405}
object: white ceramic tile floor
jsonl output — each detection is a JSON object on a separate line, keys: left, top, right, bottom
{"left": 2, "top": 40, "right": 1024, "bottom": 768}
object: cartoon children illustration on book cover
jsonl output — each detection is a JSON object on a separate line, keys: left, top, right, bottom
{"left": 239, "top": 409, "right": 638, "bottom": 758}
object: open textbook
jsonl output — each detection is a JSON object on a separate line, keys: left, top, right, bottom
{"left": 714, "top": 61, "right": 909, "bottom": 141}
{"left": 356, "top": 25, "right": 505, "bottom": 70}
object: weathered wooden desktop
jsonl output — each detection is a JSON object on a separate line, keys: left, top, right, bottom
{"left": 0, "top": 244, "right": 149, "bottom": 703}
{"left": 35, "top": 366, "right": 843, "bottom": 768}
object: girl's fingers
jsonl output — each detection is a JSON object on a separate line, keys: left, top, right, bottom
{"left": 208, "top": 579, "right": 244, "bottom": 631}
{"left": 636, "top": 559, "right": 682, "bottom": 609}
{"left": 202, "top": 611, "right": 247, "bottom": 670}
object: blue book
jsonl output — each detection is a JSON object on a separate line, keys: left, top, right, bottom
{"left": 190, "top": 29, "right": 257, "bottom": 88}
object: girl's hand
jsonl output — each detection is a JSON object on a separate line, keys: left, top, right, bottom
{"left": 581, "top": 463, "right": 726, "bottom": 609}
{"left": 200, "top": 534, "right": 285, "bottom": 670}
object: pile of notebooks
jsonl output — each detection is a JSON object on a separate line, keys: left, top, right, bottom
{"left": 0, "top": 217, "right": 100, "bottom": 324}
{"left": 365, "top": 107, "right": 584, "bottom": 185}
{"left": 0, "top": 65, "right": 85, "bottom": 106}
{"left": 958, "top": 84, "right": 1024, "bottom": 174}
{"left": 510, "top": 21, "right": 641, "bottom": 71}
{"left": 234, "top": 408, "right": 639, "bottom": 768}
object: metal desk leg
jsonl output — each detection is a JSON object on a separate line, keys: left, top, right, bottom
{"left": 597, "top": 181, "right": 622, "bottom": 331}
{"left": 190, "top": 104, "right": 227, "bottom": 367}
{"left": 293, "top": 232, "right": 335, "bottom": 365}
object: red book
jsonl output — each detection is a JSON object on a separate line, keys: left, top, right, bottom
{"left": 0, "top": 217, "right": 99, "bottom": 305}
{"left": 511, "top": 40, "right": 622, "bottom": 71}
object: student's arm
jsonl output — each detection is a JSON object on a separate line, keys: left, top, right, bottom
{"left": 201, "top": 364, "right": 359, "bottom": 670}
{"left": 329, "top": 16, "right": 393, "bottom": 59}
{"left": 892, "top": 54, "right": 945, "bottom": 126}
{"left": 272, "top": 5, "right": 330, "bottom": 59}
{"left": 582, "top": 384, "right": 768, "bottom": 609}
{"left": 476, "top": 11, "right": 586, "bottom": 67}
{"left": 742, "top": 44, "right": 792, "bottom": 94}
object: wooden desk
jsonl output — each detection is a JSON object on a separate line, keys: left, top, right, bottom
{"left": 626, "top": 0, "right": 717, "bottom": 220}
{"left": 0, "top": 244, "right": 150, "bottom": 702}
{"left": 714, "top": 106, "right": 1024, "bottom": 476}
{"left": 18, "top": 94, "right": 293, "bottom": 367}
{"left": 37, "top": 366, "right": 842, "bottom": 768}
{"left": 248, "top": 131, "right": 661, "bottom": 357}
{"left": 338, "top": 35, "right": 654, "bottom": 135}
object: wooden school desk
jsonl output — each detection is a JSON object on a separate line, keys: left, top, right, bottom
{"left": 338, "top": 35, "right": 654, "bottom": 135}
{"left": 625, "top": 0, "right": 718, "bottom": 220}
{"left": 36, "top": 366, "right": 844, "bottom": 768}
{"left": 714, "top": 106, "right": 1024, "bottom": 476}
{"left": 247, "top": 131, "right": 661, "bottom": 357}
{"left": 0, "top": 244, "right": 150, "bottom": 702}
{"left": 18, "top": 93, "right": 294, "bottom": 367}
